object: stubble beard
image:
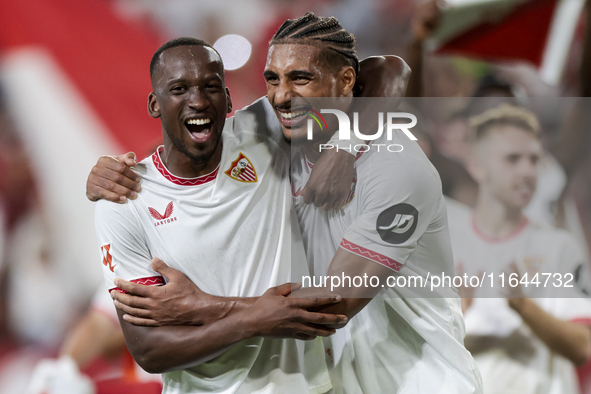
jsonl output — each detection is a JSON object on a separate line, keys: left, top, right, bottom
{"left": 165, "top": 128, "right": 222, "bottom": 169}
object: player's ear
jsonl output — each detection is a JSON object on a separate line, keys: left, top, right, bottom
{"left": 148, "top": 92, "right": 161, "bottom": 119}
{"left": 225, "top": 87, "right": 233, "bottom": 114}
{"left": 338, "top": 66, "right": 356, "bottom": 96}
{"left": 465, "top": 147, "right": 485, "bottom": 183}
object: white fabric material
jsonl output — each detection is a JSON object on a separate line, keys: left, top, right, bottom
{"left": 449, "top": 212, "right": 591, "bottom": 394}
{"left": 95, "top": 102, "right": 330, "bottom": 394}
{"left": 291, "top": 129, "right": 483, "bottom": 394}
{"left": 25, "top": 356, "right": 95, "bottom": 394}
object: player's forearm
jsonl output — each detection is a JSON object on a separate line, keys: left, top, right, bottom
{"left": 212, "top": 296, "right": 257, "bottom": 319}
{"left": 119, "top": 308, "right": 255, "bottom": 373}
{"left": 120, "top": 286, "right": 343, "bottom": 372}
{"left": 303, "top": 248, "right": 389, "bottom": 325}
{"left": 512, "top": 298, "right": 591, "bottom": 366}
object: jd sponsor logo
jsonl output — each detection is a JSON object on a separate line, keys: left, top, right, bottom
{"left": 376, "top": 203, "right": 419, "bottom": 244}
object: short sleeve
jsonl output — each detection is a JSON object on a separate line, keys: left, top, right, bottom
{"left": 340, "top": 152, "right": 443, "bottom": 271}
{"left": 95, "top": 200, "right": 163, "bottom": 293}
{"left": 546, "top": 298, "right": 591, "bottom": 326}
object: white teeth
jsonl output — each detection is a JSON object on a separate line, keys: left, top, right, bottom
{"left": 280, "top": 110, "right": 306, "bottom": 120}
{"left": 186, "top": 118, "right": 211, "bottom": 125}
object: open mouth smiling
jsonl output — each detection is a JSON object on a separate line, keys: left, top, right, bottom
{"left": 185, "top": 117, "right": 212, "bottom": 143}
{"left": 276, "top": 108, "right": 307, "bottom": 128}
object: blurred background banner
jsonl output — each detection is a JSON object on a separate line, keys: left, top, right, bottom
{"left": 431, "top": 0, "right": 586, "bottom": 84}
{"left": 0, "top": 0, "right": 162, "bottom": 154}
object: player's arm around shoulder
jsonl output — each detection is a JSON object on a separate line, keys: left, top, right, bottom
{"left": 87, "top": 152, "right": 142, "bottom": 203}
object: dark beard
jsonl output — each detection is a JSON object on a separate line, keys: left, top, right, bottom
{"left": 165, "top": 129, "right": 222, "bottom": 169}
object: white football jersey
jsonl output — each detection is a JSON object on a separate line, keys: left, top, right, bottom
{"left": 448, "top": 213, "right": 591, "bottom": 394}
{"left": 94, "top": 102, "right": 330, "bottom": 394}
{"left": 291, "top": 131, "right": 483, "bottom": 394}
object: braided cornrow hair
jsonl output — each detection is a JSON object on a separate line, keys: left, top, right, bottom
{"left": 270, "top": 12, "right": 359, "bottom": 75}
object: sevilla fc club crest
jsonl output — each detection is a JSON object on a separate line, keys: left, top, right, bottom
{"left": 225, "top": 153, "right": 257, "bottom": 183}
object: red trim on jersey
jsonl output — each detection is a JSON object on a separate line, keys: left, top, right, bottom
{"left": 570, "top": 317, "right": 591, "bottom": 327}
{"left": 471, "top": 215, "right": 529, "bottom": 244}
{"left": 109, "top": 275, "right": 165, "bottom": 294}
{"left": 152, "top": 146, "right": 219, "bottom": 186}
{"left": 340, "top": 238, "right": 402, "bottom": 271}
{"left": 355, "top": 147, "right": 367, "bottom": 161}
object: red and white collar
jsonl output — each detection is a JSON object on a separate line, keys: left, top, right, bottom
{"left": 152, "top": 146, "right": 219, "bottom": 186}
{"left": 471, "top": 215, "right": 529, "bottom": 244}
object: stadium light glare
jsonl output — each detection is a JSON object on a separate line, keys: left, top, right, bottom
{"left": 213, "top": 34, "right": 252, "bottom": 71}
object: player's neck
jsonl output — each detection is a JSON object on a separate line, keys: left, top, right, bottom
{"left": 160, "top": 143, "right": 222, "bottom": 179}
{"left": 473, "top": 192, "right": 526, "bottom": 239}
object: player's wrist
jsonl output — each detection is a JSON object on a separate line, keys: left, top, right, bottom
{"left": 232, "top": 308, "right": 260, "bottom": 339}
{"left": 199, "top": 297, "right": 256, "bottom": 327}
{"left": 327, "top": 130, "right": 364, "bottom": 156}
{"left": 507, "top": 297, "right": 528, "bottom": 314}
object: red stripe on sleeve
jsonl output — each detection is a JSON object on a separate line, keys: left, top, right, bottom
{"left": 340, "top": 239, "right": 403, "bottom": 271}
{"left": 108, "top": 275, "right": 165, "bottom": 294}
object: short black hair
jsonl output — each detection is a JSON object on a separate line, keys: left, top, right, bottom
{"left": 461, "top": 74, "right": 528, "bottom": 118}
{"left": 472, "top": 73, "right": 517, "bottom": 98}
{"left": 269, "top": 12, "right": 359, "bottom": 75}
{"left": 149, "top": 37, "right": 221, "bottom": 80}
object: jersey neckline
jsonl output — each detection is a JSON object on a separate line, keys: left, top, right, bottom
{"left": 471, "top": 214, "right": 529, "bottom": 244}
{"left": 152, "top": 146, "right": 219, "bottom": 186}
